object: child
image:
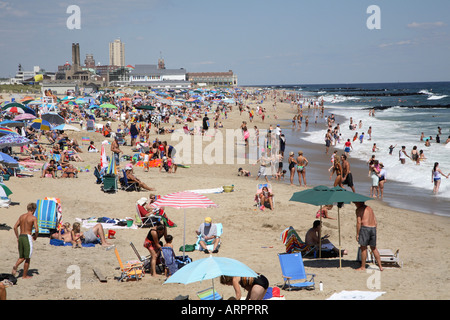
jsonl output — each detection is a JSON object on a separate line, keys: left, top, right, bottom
{"left": 143, "top": 151, "right": 150, "bottom": 172}
{"left": 238, "top": 167, "right": 251, "bottom": 177}
{"left": 165, "top": 235, "right": 173, "bottom": 248}
{"left": 87, "top": 141, "right": 98, "bottom": 153}
{"left": 388, "top": 144, "right": 397, "bottom": 155}
{"left": 372, "top": 143, "right": 379, "bottom": 152}
{"left": 71, "top": 222, "right": 83, "bottom": 248}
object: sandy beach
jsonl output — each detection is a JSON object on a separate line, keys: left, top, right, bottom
{"left": 0, "top": 91, "right": 449, "bottom": 302}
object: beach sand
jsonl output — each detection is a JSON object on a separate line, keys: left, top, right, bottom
{"left": 0, "top": 92, "right": 449, "bottom": 301}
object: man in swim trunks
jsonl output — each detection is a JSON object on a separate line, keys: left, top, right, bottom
{"left": 354, "top": 202, "right": 383, "bottom": 271}
{"left": 12, "top": 203, "right": 38, "bottom": 279}
{"left": 341, "top": 154, "right": 356, "bottom": 192}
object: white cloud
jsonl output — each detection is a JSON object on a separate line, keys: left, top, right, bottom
{"left": 407, "top": 21, "right": 447, "bottom": 29}
{"left": 379, "top": 40, "right": 413, "bottom": 48}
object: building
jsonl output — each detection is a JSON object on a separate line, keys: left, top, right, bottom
{"left": 128, "top": 64, "right": 191, "bottom": 89}
{"left": 187, "top": 70, "right": 238, "bottom": 87}
{"left": 84, "top": 54, "right": 95, "bottom": 68}
{"left": 41, "top": 80, "right": 79, "bottom": 96}
{"left": 109, "top": 39, "right": 125, "bottom": 67}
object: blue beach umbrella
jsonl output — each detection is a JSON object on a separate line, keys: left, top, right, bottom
{"left": 31, "top": 119, "right": 52, "bottom": 131}
{"left": 164, "top": 256, "right": 258, "bottom": 299}
{"left": 0, "top": 151, "right": 19, "bottom": 167}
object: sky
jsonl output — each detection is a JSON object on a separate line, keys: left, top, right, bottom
{"left": 1, "top": 0, "right": 449, "bottom": 85}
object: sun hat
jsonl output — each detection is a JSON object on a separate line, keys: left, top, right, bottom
{"left": 137, "top": 197, "right": 147, "bottom": 206}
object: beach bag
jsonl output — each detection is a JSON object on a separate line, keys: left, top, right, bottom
{"left": 0, "top": 273, "right": 17, "bottom": 286}
{"left": 179, "top": 244, "right": 195, "bottom": 252}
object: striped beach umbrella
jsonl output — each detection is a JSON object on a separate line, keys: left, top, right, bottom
{"left": 0, "top": 183, "right": 12, "bottom": 198}
{"left": 5, "top": 106, "right": 25, "bottom": 114}
{"left": 151, "top": 191, "right": 218, "bottom": 258}
{"left": 13, "top": 113, "right": 36, "bottom": 121}
{"left": 0, "top": 127, "right": 18, "bottom": 136}
{"left": 31, "top": 119, "right": 52, "bottom": 131}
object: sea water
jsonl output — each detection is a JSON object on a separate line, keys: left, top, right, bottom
{"left": 273, "top": 82, "right": 450, "bottom": 216}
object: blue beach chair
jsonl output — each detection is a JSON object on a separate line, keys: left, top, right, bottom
{"left": 278, "top": 252, "right": 315, "bottom": 290}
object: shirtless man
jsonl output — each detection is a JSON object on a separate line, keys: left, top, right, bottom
{"left": 305, "top": 220, "right": 347, "bottom": 256}
{"left": 341, "top": 154, "right": 356, "bottom": 192}
{"left": 354, "top": 202, "right": 383, "bottom": 271}
{"left": 12, "top": 203, "right": 39, "bottom": 279}
{"left": 111, "top": 136, "right": 123, "bottom": 167}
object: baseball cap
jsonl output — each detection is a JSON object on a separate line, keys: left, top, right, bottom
{"left": 204, "top": 217, "right": 212, "bottom": 223}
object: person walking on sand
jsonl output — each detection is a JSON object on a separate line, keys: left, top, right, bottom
{"left": 341, "top": 154, "right": 356, "bottom": 192}
{"left": 12, "top": 203, "right": 38, "bottom": 279}
{"left": 354, "top": 202, "right": 383, "bottom": 271}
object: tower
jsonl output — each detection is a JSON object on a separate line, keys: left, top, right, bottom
{"left": 72, "top": 43, "right": 80, "bottom": 71}
{"left": 158, "top": 51, "right": 165, "bottom": 69}
{"left": 109, "top": 39, "right": 125, "bottom": 67}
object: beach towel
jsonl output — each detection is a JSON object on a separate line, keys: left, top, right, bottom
{"left": 188, "top": 187, "right": 224, "bottom": 194}
{"left": 327, "top": 290, "right": 385, "bottom": 300}
{"left": 49, "top": 238, "right": 97, "bottom": 247}
{"left": 280, "top": 226, "right": 310, "bottom": 254}
{"left": 76, "top": 218, "right": 138, "bottom": 230}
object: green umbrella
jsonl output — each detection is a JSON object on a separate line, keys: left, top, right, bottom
{"left": 99, "top": 103, "right": 117, "bottom": 109}
{"left": 135, "top": 105, "right": 155, "bottom": 110}
{"left": 290, "top": 185, "right": 372, "bottom": 266}
{"left": 0, "top": 183, "right": 12, "bottom": 197}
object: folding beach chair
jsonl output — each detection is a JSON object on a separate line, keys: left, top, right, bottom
{"left": 129, "top": 242, "right": 164, "bottom": 274}
{"left": 119, "top": 169, "right": 141, "bottom": 192}
{"left": 114, "top": 247, "right": 144, "bottom": 282}
{"left": 195, "top": 223, "right": 223, "bottom": 252}
{"left": 197, "top": 287, "right": 222, "bottom": 300}
{"left": 135, "top": 203, "right": 161, "bottom": 228}
{"left": 33, "top": 199, "right": 59, "bottom": 235}
{"left": 93, "top": 166, "right": 103, "bottom": 184}
{"left": 255, "top": 183, "right": 275, "bottom": 209}
{"left": 160, "top": 246, "right": 180, "bottom": 277}
{"left": 278, "top": 252, "right": 315, "bottom": 291}
{"left": 374, "top": 249, "right": 403, "bottom": 268}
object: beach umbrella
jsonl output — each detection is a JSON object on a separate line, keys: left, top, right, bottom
{"left": 99, "top": 103, "right": 117, "bottom": 109}
{"left": 0, "top": 151, "right": 19, "bottom": 168}
{"left": 41, "top": 113, "right": 65, "bottom": 125}
{"left": 4, "top": 106, "right": 25, "bottom": 114}
{"left": 0, "top": 183, "right": 12, "bottom": 198}
{"left": 0, "top": 120, "right": 24, "bottom": 128}
{"left": 2, "top": 103, "right": 36, "bottom": 115}
{"left": 13, "top": 113, "right": 36, "bottom": 121}
{"left": 164, "top": 256, "right": 258, "bottom": 299}
{"left": 0, "top": 127, "right": 18, "bottom": 136}
{"left": 0, "top": 134, "right": 30, "bottom": 148}
{"left": 100, "top": 143, "right": 108, "bottom": 170}
{"left": 31, "top": 119, "right": 52, "bottom": 131}
{"left": 52, "top": 124, "right": 80, "bottom": 132}
{"left": 151, "top": 191, "right": 218, "bottom": 258}
{"left": 290, "top": 185, "right": 372, "bottom": 266}
{"left": 61, "top": 96, "right": 76, "bottom": 101}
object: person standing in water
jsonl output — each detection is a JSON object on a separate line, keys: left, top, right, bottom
{"left": 432, "top": 162, "right": 449, "bottom": 194}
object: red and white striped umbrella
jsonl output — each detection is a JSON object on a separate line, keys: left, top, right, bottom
{"left": 5, "top": 107, "right": 25, "bottom": 114}
{"left": 151, "top": 191, "right": 218, "bottom": 209}
{"left": 151, "top": 191, "right": 217, "bottom": 258}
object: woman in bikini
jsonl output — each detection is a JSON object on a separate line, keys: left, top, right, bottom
{"left": 296, "top": 151, "right": 308, "bottom": 187}
{"left": 144, "top": 224, "right": 168, "bottom": 276}
{"left": 330, "top": 158, "right": 343, "bottom": 187}
{"left": 288, "top": 151, "right": 297, "bottom": 186}
{"left": 220, "top": 274, "right": 269, "bottom": 300}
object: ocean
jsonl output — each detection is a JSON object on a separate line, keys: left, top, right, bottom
{"left": 262, "top": 82, "right": 450, "bottom": 216}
